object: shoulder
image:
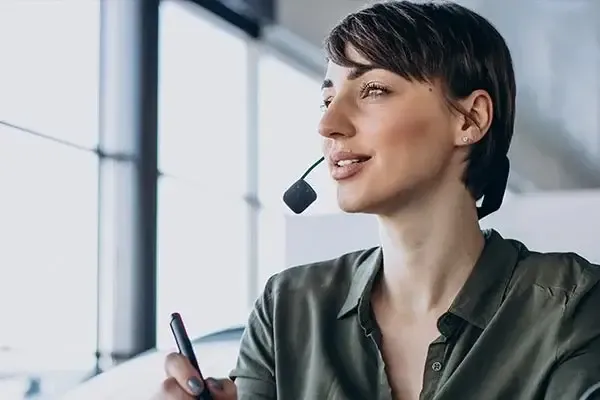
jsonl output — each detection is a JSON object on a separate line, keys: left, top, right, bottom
{"left": 508, "top": 238, "right": 600, "bottom": 301}
{"left": 506, "top": 239, "right": 600, "bottom": 352}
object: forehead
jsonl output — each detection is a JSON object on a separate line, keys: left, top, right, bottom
{"left": 323, "top": 46, "right": 373, "bottom": 87}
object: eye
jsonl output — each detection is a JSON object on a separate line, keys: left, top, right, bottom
{"left": 320, "top": 97, "right": 333, "bottom": 111}
{"left": 360, "top": 82, "right": 389, "bottom": 99}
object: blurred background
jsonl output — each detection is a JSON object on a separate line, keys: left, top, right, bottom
{"left": 1, "top": 0, "right": 599, "bottom": 398}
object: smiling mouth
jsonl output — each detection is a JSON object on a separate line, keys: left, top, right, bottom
{"left": 331, "top": 157, "right": 371, "bottom": 180}
{"left": 333, "top": 154, "right": 371, "bottom": 166}
{"left": 335, "top": 159, "right": 364, "bottom": 167}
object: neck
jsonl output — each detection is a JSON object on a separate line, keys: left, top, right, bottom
{"left": 376, "top": 184, "right": 485, "bottom": 319}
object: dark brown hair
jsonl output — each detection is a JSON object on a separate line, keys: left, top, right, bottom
{"left": 324, "top": 0, "right": 516, "bottom": 200}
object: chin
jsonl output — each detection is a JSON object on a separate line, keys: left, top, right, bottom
{"left": 336, "top": 193, "right": 381, "bottom": 214}
{"left": 337, "top": 202, "right": 364, "bottom": 214}
{"left": 336, "top": 183, "right": 412, "bottom": 216}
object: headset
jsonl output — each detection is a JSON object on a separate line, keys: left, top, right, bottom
{"left": 282, "top": 155, "right": 510, "bottom": 219}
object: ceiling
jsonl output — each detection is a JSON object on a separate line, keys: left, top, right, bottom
{"left": 263, "top": 0, "right": 600, "bottom": 192}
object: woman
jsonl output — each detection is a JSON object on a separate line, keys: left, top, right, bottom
{"left": 154, "top": 1, "right": 600, "bottom": 399}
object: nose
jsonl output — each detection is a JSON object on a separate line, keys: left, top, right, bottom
{"left": 317, "top": 101, "right": 356, "bottom": 139}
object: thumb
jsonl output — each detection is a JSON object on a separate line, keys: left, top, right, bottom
{"left": 205, "top": 377, "right": 237, "bottom": 399}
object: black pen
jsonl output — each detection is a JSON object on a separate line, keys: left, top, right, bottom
{"left": 170, "top": 313, "right": 213, "bottom": 400}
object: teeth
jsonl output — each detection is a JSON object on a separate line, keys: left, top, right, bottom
{"left": 336, "top": 159, "right": 360, "bottom": 167}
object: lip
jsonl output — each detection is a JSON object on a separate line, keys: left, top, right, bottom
{"left": 326, "top": 150, "right": 371, "bottom": 181}
{"left": 327, "top": 150, "right": 372, "bottom": 181}
{"left": 330, "top": 159, "right": 369, "bottom": 181}
{"left": 328, "top": 150, "right": 371, "bottom": 165}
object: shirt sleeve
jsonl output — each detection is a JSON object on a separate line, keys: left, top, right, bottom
{"left": 545, "top": 277, "right": 600, "bottom": 400}
{"left": 229, "top": 275, "right": 278, "bottom": 400}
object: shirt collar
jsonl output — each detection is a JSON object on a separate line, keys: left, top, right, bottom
{"left": 336, "top": 229, "right": 520, "bottom": 328}
{"left": 449, "top": 229, "right": 520, "bottom": 328}
{"left": 337, "top": 247, "right": 382, "bottom": 319}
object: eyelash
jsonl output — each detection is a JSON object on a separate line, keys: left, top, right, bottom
{"left": 359, "top": 81, "right": 389, "bottom": 98}
{"left": 321, "top": 82, "right": 389, "bottom": 110}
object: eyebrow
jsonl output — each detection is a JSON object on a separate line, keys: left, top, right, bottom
{"left": 321, "top": 65, "right": 376, "bottom": 90}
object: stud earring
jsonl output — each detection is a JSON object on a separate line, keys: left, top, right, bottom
{"left": 461, "top": 136, "right": 471, "bottom": 144}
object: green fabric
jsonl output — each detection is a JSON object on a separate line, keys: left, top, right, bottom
{"left": 230, "top": 230, "right": 600, "bottom": 399}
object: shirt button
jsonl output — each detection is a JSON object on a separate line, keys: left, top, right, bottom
{"left": 432, "top": 361, "right": 443, "bottom": 372}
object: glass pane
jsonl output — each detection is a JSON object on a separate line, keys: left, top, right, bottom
{"left": 156, "top": 176, "right": 248, "bottom": 349}
{"left": 158, "top": 0, "right": 247, "bottom": 196}
{"left": 0, "top": 0, "right": 100, "bottom": 148}
{"left": 257, "top": 208, "right": 286, "bottom": 290}
{"left": 257, "top": 54, "right": 339, "bottom": 215}
{"left": 257, "top": 54, "right": 339, "bottom": 282}
{"left": 0, "top": 125, "right": 99, "bottom": 398}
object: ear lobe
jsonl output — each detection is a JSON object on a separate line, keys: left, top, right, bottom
{"left": 455, "top": 89, "right": 493, "bottom": 147}
{"left": 454, "top": 114, "right": 482, "bottom": 147}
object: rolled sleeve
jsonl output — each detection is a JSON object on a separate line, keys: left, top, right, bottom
{"left": 229, "top": 275, "right": 278, "bottom": 400}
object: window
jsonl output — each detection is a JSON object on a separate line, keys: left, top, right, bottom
{"left": 256, "top": 207, "right": 286, "bottom": 288}
{"left": 0, "top": 125, "right": 99, "bottom": 395}
{"left": 257, "top": 53, "right": 339, "bottom": 214}
{"left": 156, "top": 0, "right": 250, "bottom": 348}
{"left": 0, "top": 0, "right": 101, "bottom": 149}
{"left": 158, "top": 0, "right": 248, "bottom": 193}
{"left": 156, "top": 176, "right": 248, "bottom": 348}
{"left": 257, "top": 53, "right": 338, "bottom": 286}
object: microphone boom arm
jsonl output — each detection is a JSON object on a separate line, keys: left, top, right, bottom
{"left": 283, "top": 157, "right": 325, "bottom": 214}
{"left": 300, "top": 157, "right": 325, "bottom": 180}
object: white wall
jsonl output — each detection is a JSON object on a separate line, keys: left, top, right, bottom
{"left": 285, "top": 190, "right": 600, "bottom": 266}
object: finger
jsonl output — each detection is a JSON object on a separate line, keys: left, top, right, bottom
{"left": 205, "top": 378, "right": 237, "bottom": 400}
{"left": 164, "top": 352, "right": 204, "bottom": 397}
{"left": 156, "top": 376, "right": 193, "bottom": 400}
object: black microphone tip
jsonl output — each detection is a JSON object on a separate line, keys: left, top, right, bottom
{"left": 283, "top": 179, "right": 317, "bottom": 214}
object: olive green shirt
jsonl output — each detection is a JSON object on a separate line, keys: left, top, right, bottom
{"left": 230, "top": 230, "right": 600, "bottom": 399}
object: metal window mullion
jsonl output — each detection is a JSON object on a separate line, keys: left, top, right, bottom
{"left": 245, "top": 39, "right": 261, "bottom": 309}
{"left": 96, "top": 0, "right": 160, "bottom": 371}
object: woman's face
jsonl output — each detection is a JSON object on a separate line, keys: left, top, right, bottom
{"left": 319, "top": 46, "right": 474, "bottom": 216}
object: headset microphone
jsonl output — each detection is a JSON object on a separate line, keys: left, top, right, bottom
{"left": 282, "top": 154, "right": 510, "bottom": 218}
{"left": 283, "top": 157, "right": 325, "bottom": 214}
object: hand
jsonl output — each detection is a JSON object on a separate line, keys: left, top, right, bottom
{"left": 152, "top": 352, "right": 237, "bottom": 399}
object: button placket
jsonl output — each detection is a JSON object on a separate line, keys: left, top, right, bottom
{"left": 431, "top": 361, "right": 443, "bottom": 372}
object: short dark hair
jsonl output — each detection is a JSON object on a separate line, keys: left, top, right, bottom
{"left": 324, "top": 0, "right": 516, "bottom": 200}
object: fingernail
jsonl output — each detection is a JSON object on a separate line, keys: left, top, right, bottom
{"left": 206, "top": 378, "right": 223, "bottom": 391}
{"left": 186, "top": 377, "right": 203, "bottom": 395}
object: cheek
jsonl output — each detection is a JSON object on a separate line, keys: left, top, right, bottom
{"left": 371, "top": 108, "right": 448, "bottom": 158}
{"left": 365, "top": 107, "right": 454, "bottom": 188}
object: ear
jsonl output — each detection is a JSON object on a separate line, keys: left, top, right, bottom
{"left": 453, "top": 89, "right": 494, "bottom": 147}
